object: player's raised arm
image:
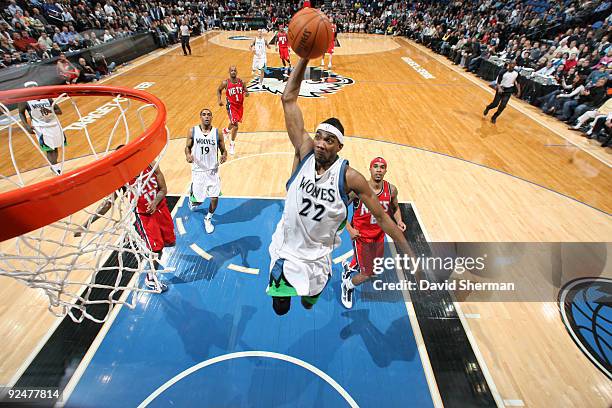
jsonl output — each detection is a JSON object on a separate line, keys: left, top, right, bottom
{"left": 217, "top": 80, "right": 227, "bottom": 106}
{"left": 281, "top": 57, "right": 313, "bottom": 159}
{"left": 346, "top": 167, "right": 411, "bottom": 255}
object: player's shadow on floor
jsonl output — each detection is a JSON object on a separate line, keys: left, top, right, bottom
{"left": 339, "top": 309, "right": 417, "bottom": 367}
{"left": 214, "top": 199, "right": 283, "bottom": 226}
{"left": 170, "top": 235, "right": 262, "bottom": 284}
{"left": 159, "top": 289, "right": 256, "bottom": 361}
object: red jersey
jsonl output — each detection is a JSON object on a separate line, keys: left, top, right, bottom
{"left": 351, "top": 180, "right": 391, "bottom": 239}
{"left": 131, "top": 166, "right": 162, "bottom": 214}
{"left": 277, "top": 31, "right": 289, "bottom": 49}
{"left": 330, "top": 24, "right": 337, "bottom": 44}
{"left": 226, "top": 78, "right": 245, "bottom": 106}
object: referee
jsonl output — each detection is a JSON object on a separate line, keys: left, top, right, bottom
{"left": 483, "top": 60, "right": 521, "bottom": 124}
{"left": 180, "top": 19, "right": 192, "bottom": 56}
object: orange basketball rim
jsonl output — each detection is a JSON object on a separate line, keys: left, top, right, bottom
{"left": 0, "top": 85, "right": 167, "bottom": 242}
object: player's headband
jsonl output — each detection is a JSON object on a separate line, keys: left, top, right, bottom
{"left": 316, "top": 123, "right": 344, "bottom": 144}
{"left": 370, "top": 157, "right": 387, "bottom": 168}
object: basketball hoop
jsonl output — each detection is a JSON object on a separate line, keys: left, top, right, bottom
{"left": 0, "top": 85, "right": 171, "bottom": 323}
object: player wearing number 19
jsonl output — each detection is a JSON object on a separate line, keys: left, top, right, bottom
{"left": 186, "top": 108, "right": 227, "bottom": 234}
{"left": 267, "top": 57, "right": 413, "bottom": 316}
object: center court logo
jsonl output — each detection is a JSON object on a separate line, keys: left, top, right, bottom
{"left": 246, "top": 67, "right": 354, "bottom": 98}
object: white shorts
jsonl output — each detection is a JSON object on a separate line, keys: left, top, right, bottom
{"left": 191, "top": 168, "right": 221, "bottom": 202}
{"left": 252, "top": 57, "right": 266, "bottom": 71}
{"left": 35, "top": 124, "right": 64, "bottom": 151}
{"left": 267, "top": 226, "right": 332, "bottom": 297}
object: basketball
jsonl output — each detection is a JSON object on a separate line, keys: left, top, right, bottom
{"left": 288, "top": 8, "right": 332, "bottom": 59}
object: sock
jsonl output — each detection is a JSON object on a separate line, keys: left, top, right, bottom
{"left": 205, "top": 212, "right": 213, "bottom": 220}
{"left": 51, "top": 163, "right": 61, "bottom": 172}
{"left": 345, "top": 278, "right": 356, "bottom": 290}
{"left": 230, "top": 141, "right": 235, "bottom": 146}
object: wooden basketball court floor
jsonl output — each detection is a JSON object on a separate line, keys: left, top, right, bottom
{"left": 0, "top": 31, "right": 611, "bottom": 407}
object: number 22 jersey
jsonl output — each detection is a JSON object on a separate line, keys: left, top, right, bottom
{"left": 270, "top": 151, "right": 349, "bottom": 262}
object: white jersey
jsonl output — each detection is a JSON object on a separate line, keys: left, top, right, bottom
{"left": 191, "top": 126, "right": 219, "bottom": 171}
{"left": 253, "top": 37, "right": 267, "bottom": 59}
{"left": 270, "top": 152, "right": 349, "bottom": 262}
{"left": 27, "top": 99, "right": 60, "bottom": 128}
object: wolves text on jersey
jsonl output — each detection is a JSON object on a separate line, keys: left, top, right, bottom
{"left": 298, "top": 176, "right": 336, "bottom": 203}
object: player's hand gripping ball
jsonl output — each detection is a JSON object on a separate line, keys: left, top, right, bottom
{"left": 288, "top": 8, "right": 332, "bottom": 59}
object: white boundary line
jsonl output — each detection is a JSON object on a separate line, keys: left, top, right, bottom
{"left": 136, "top": 351, "right": 359, "bottom": 408}
{"left": 387, "top": 213, "right": 443, "bottom": 408}
{"left": 402, "top": 39, "right": 611, "bottom": 168}
{"left": 409, "top": 201, "right": 505, "bottom": 407}
{"left": 397, "top": 201, "right": 505, "bottom": 407}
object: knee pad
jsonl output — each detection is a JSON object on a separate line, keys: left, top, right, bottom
{"left": 272, "top": 296, "right": 290, "bottom": 316}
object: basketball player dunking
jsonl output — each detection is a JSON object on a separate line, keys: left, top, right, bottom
{"left": 320, "top": 17, "right": 336, "bottom": 69}
{"left": 267, "top": 57, "right": 411, "bottom": 315}
{"left": 217, "top": 65, "right": 249, "bottom": 155}
{"left": 341, "top": 157, "right": 406, "bottom": 308}
{"left": 185, "top": 108, "right": 227, "bottom": 233}
{"left": 251, "top": 29, "right": 270, "bottom": 85}
{"left": 18, "top": 81, "right": 65, "bottom": 175}
{"left": 276, "top": 25, "right": 291, "bottom": 74}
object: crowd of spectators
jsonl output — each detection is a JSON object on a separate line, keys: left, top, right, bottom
{"left": 1, "top": 0, "right": 610, "bottom": 145}
{"left": 400, "top": 0, "right": 612, "bottom": 146}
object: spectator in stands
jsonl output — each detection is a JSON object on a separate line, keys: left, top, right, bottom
{"left": 103, "top": 29, "right": 114, "bottom": 42}
{"left": 1, "top": 53, "right": 14, "bottom": 68}
{"left": 49, "top": 42, "right": 62, "bottom": 57}
{"left": 52, "top": 27, "right": 68, "bottom": 49}
{"left": 0, "top": 37, "right": 15, "bottom": 55}
{"left": 558, "top": 77, "right": 608, "bottom": 122}
{"left": 12, "top": 32, "right": 31, "bottom": 53}
{"left": 57, "top": 53, "right": 79, "bottom": 84}
{"left": 8, "top": 0, "right": 23, "bottom": 17}
{"left": 90, "top": 32, "right": 102, "bottom": 46}
{"left": 564, "top": 52, "right": 579, "bottom": 71}
{"left": 30, "top": 8, "right": 49, "bottom": 30}
{"left": 76, "top": 57, "right": 98, "bottom": 82}
{"left": 37, "top": 32, "right": 52, "bottom": 51}
{"left": 594, "top": 48, "right": 612, "bottom": 68}
{"left": 542, "top": 75, "right": 586, "bottom": 114}
{"left": 572, "top": 97, "right": 612, "bottom": 131}
{"left": 92, "top": 52, "right": 116, "bottom": 76}
{"left": 24, "top": 46, "right": 42, "bottom": 63}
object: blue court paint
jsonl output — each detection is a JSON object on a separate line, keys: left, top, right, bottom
{"left": 66, "top": 198, "right": 434, "bottom": 408}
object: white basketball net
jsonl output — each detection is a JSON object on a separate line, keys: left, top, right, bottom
{"left": 0, "top": 91, "right": 170, "bottom": 323}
